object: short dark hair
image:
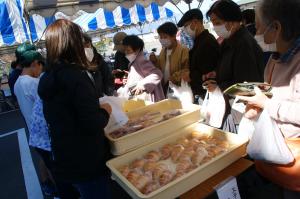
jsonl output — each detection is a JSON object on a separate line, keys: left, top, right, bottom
{"left": 122, "top": 35, "right": 144, "bottom": 52}
{"left": 157, "top": 22, "right": 178, "bottom": 36}
{"left": 258, "top": 0, "right": 300, "bottom": 42}
{"left": 207, "top": 0, "right": 242, "bottom": 22}
{"left": 242, "top": 9, "right": 255, "bottom": 24}
{"left": 11, "top": 61, "right": 17, "bottom": 69}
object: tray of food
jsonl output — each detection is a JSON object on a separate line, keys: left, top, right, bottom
{"left": 105, "top": 99, "right": 200, "bottom": 156}
{"left": 106, "top": 122, "right": 248, "bottom": 199}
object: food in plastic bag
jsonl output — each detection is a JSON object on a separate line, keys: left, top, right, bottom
{"left": 246, "top": 110, "right": 294, "bottom": 164}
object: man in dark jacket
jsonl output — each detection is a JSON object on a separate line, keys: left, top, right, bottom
{"left": 177, "top": 9, "right": 220, "bottom": 102}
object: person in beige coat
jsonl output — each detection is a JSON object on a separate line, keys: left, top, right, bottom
{"left": 150, "top": 22, "right": 189, "bottom": 93}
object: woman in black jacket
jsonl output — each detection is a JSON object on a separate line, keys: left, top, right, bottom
{"left": 83, "top": 33, "right": 114, "bottom": 97}
{"left": 204, "top": 0, "right": 264, "bottom": 133}
{"left": 38, "top": 19, "right": 112, "bottom": 199}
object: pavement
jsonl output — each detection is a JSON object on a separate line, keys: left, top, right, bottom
{"left": 0, "top": 109, "right": 133, "bottom": 199}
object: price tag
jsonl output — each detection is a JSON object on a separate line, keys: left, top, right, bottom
{"left": 215, "top": 176, "right": 241, "bottom": 199}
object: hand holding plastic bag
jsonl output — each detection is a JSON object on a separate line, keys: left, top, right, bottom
{"left": 99, "top": 96, "right": 129, "bottom": 133}
{"left": 201, "top": 87, "right": 226, "bottom": 128}
{"left": 246, "top": 110, "right": 294, "bottom": 164}
{"left": 168, "top": 79, "right": 193, "bottom": 108}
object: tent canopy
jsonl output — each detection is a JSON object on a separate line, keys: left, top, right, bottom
{"left": 0, "top": 0, "right": 174, "bottom": 46}
{"left": 25, "top": 0, "right": 181, "bottom": 17}
{"left": 29, "top": 2, "right": 174, "bottom": 42}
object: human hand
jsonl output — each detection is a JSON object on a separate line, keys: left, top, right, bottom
{"left": 100, "top": 103, "right": 112, "bottom": 115}
{"left": 202, "top": 79, "right": 217, "bottom": 92}
{"left": 238, "top": 87, "right": 269, "bottom": 109}
{"left": 131, "top": 86, "right": 144, "bottom": 95}
{"left": 122, "top": 78, "right": 127, "bottom": 85}
{"left": 244, "top": 104, "right": 262, "bottom": 119}
{"left": 181, "top": 70, "right": 190, "bottom": 82}
{"left": 202, "top": 71, "right": 216, "bottom": 81}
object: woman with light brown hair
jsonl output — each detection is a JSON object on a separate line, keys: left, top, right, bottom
{"left": 38, "top": 19, "right": 112, "bottom": 199}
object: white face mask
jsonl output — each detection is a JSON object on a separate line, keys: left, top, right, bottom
{"left": 255, "top": 34, "right": 276, "bottom": 52}
{"left": 159, "top": 38, "right": 172, "bottom": 48}
{"left": 125, "top": 53, "right": 137, "bottom": 63}
{"left": 262, "top": 23, "right": 278, "bottom": 52}
{"left": 84, "top": 48, "right": 94, "bottom": 62}
{"left": 185, "top": 24, "right": 196, "bottom": 39}
{"left": 214, "top": 24, "right": 231, "bottom": 39}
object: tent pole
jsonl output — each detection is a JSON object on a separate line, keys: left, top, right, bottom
{"left": 23, "top": 9, "right": 34, "bottom": 44}
{"left": 170, "top": 0, "right": 183, "bottom": 14}
{"left": 198, "top": 0, "right": 204, "bottom": 9}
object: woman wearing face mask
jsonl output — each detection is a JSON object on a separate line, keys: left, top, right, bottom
{"left": 38, "top": 19, "right": 112, "bottom": 199}
{"left": 205, "top": 0, "right": 264, "bottom": 133}
{"left": 120, "top": 35, "right": 165, "bottom": 102}
{"left": 83, "top": 34, "right": 114, "bottom": 97}
{"left": 254, "top": 12, "right": 276, "bottom": 67}
{"left": 150, "top": 22, "right": 190, "bottom": 94}
{"left": 237, "top": 0, "right": 300, "bottom": 197}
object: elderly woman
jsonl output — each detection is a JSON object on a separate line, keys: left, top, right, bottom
{"left": 240, "top": 0, "right": 300, "bottom": 198}
{"left": 119, "top": 35, "right": 165, "bottom": 102}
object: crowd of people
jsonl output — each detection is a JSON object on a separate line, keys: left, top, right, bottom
{"left": 6, "top": 0, "right": 300, "bottom": 198}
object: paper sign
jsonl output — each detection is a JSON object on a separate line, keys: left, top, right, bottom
{"left": 215, "top": 176, "right": 241, "bottom": 199}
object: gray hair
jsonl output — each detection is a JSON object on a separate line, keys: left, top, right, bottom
{"left": 257, "top": 0, "right": 300, "bottom": 42}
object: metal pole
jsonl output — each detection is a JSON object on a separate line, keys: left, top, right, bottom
{"left": 23, "top": 9, "right": 34, "bottom": 44}
{"left": 170, "top": 0, "right": 184, "bottom": 14}
{"left": 198, "top": 0, "right": 204, "bottom": 9}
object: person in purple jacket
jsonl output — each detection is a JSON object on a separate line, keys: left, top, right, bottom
{"left": 120, "top": 35, "right": 165, "bottom": 102}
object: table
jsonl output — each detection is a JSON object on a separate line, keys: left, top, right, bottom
{"left": 180, "top": 158, "right": 253, "bottom": 199}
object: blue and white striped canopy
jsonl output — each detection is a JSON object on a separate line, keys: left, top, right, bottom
{"left": 0, "top": 0, "right": 173, "bottom": 46}
{"left": 0, "top": 0, "right": 29, "bottom": 46}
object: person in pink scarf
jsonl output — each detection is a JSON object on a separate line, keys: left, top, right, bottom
{"left": 120, "top": 35, "right": 165, "bottom": 102}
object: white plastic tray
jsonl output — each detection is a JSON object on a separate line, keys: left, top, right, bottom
{"left": 106, "top": 123, "right": 248, "bottom": 199}
{"left": 105, "top": 99, "right": 200, "bottom": 156}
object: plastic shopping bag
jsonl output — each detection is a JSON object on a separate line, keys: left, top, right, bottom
{"left": 247, "top": 110, "right": 294, "bottom": 164}
{"left": 201, "top": 87, "right": 226, "bottom": 128}
{"left": 168, "top": 79, "right": 193, "bottom": 108}
{"left": 238, "top": 117, "right": 255, "bottom": 140}
{"left": 99, "top": 96, "right": 129, "bottom": 133}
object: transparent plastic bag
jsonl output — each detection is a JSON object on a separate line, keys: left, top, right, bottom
{"left": 201, "top": 87, "right": 226, "bottom": 128}
{"left": 99, "top": 96, "right": 129, "bottom": 133}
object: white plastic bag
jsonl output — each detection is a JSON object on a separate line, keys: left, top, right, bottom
{"left": 246, "top": 110, "right": 294, "bottom": 164}
{"left": 201, "top": 87, "right": 226, "bottom": 128}
{"left": 99, "top": 96, "right": 129, "bottom": 133}
{"left": 168, "top": 79, "right": 193, "bottom": 108}
{"left": 238, "top": 117, "right": 255, "bottom": 140}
